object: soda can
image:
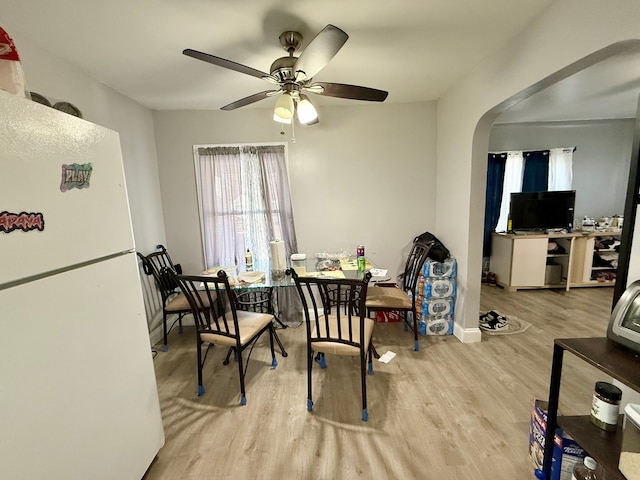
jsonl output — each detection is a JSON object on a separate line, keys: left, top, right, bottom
{"left": 357, "top": 255, "right": 366, "bottom": 272}
{"left": 357, "top": 245, "right": 365, "bottom": 258}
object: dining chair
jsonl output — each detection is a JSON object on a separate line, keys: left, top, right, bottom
{"left": 365, "top": 241, "right": 433, "bottom": 352}
{"left": 230, "top": 287, "right": 288, "bottom": 360}
{"left": 288, "top": 268, "right": 374, "bottom": 421}
{"left": 137, "top": 244, "right": 205, "bottom": 352}
{"left": 173, "top": 270, "right": 279, "bottom": 404}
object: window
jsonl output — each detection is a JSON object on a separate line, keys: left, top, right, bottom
{"left": 194, "top": 144, "right": 298, "bottom": 271}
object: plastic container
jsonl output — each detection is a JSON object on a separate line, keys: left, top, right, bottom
{"left": 619, "top": 403, "right": 640, "bottom": 480}
{"left": 590, "top": 381, "right": 622, "bottom": 431}
{"left": 571, "top": 456, "right": 599, "bottom": 480}
{"left": 290, "top": 253, "right": 307, "bottom": 276}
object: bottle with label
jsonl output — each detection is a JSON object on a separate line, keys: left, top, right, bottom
{"left": 571, "top": 456, "right": 599, "bottom": 480}
{"left": 245, "top": 248, "right": 253, "bottom": 271}
{"left": 507, "top": 214, "right": 513, "bottom": 233}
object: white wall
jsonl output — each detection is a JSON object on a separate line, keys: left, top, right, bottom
{"left": 152, "top": 102, "right": 437, "bottom": 277}
{"left": 437, "top": 0, "right": 640, "bottom": 341}
{"left": 489, "top": 120, "right": 634, "bottom": 221}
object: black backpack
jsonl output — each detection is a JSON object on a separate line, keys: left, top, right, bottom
{"left": 414, "top": 231, "right": 450, "bottom": 263}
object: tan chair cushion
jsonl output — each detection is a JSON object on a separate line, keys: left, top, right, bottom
{"left": 311, "top": 315, "right": 374, "bottom": 356}
{"left": 365, "top": 285, "right": 412, "bottom": 310}
{"left": 165, "top": 291, "right": 212, "bottom": 312}
{"left": 200, "top": 310, "right": 273, "bottom": 347}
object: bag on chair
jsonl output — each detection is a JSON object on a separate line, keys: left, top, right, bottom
{"left": 414, "top": 231, "right": 450, "bottom": 262}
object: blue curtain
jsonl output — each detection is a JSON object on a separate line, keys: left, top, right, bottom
{"left": 522, "top": 150, "right": 549, "bottom": 192}
{"left": 483, "top": 153, "right": 507, "bottom": 257}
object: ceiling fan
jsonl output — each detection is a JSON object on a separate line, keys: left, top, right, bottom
{"left": 183, "top": 24, "right": 388, "bottom": 125}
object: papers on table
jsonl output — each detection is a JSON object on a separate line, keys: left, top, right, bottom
{"left": 304, "top": 270, "right": 346, "bottom": 279}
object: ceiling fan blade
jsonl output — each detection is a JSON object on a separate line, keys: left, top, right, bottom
{"left": 308, "top": 82, "right": 389, "bottom": 102}
{"left": 294, "top": 24, "right": 348, "bottom": 80}
{"left": 221, "top": 90, "right": 278, "bottom": 111}
{"left": 183, "top": 48, "right": 278, "bottom": 82}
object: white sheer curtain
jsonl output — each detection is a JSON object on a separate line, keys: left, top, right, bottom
{"left": 548, "top": 147, "right": 574, "bottom": 190}
{"left": 496, "top": 151, "right": 524, "bottom": 232}
{"left": 194, "top": 144, "right": 298, "bottom": 270}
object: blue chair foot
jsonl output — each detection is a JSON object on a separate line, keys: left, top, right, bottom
{"left": 240, "top": 395, "right": 247, "bottom": 405}
{"left": 307, "top": 398, "right": 314, "bottom": 412}
{"left": 197, "top": 385, "right": 205, "bottom": 396}
{"left": 368, "top": 362, "right": 373, "bottom": 375}
{"left": 163, "top": 345, "right": 168, "bottom": 352}
{"left": 414, "top": 340, "right": 419, "bottom": 352}
{"left": 316, "top": 356, "right": 327, "bottom": 369}
{"left": 362, "top": 408, "right": 368, "bottom": 421}
{"left": 271, "top": 358, "right": 278, "bottom": 369}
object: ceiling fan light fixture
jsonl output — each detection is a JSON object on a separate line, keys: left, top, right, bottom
{"left": 273, "top": 112, "right": 292, "bottom": 124}
{"left": 296, "top": 94, "right": 318, "bottom": 124}
{"left": 274, "top": 93, "right": 294, "bottom": 121}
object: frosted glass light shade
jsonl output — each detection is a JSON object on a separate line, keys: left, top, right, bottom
{"left": 274, "top": 93, "right": 294, "bottom": 121}
{"left": 297, "top": 95, "right": 318, "bottom": 124}
{"left": 273, "top": 112, "right": 291, "bottom": 124}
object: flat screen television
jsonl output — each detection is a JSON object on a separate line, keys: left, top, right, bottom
{"left": 509, "top": 190, "right": 576, "bottom": 232}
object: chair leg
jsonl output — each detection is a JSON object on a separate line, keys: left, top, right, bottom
{"left": 269, "top": 325, "right": 278, "bottom": 369}
{"left": 361, "top": 351, "right": 368, "bottom": 422}
{"left": 197, "top": 337, "right": 205, "bottom": 396}
{"left": 236, "top": 346, "right": 247, "bottom": 405}
{"left": 307, "top": 348, "right": 314, "bottom": 412}
{"left": 315, "top": 351, "right": 327, "bottom": 368}
{"left": 367, "top": 345, "right": 374, "bottom": 376}
{"left": 413, "top": 310, "right": 420, "bottom": 352}
{"left": 272, "top": 328, "right": 288, "bottom": 358}
{"left": 223, "top": 347, "right": 234, "bottom": 365}
{"left": 162, "top": 311, "right": 169, "bottom": 352}
{"left": 178, "top": 313, "right": 184, "bottom": 334}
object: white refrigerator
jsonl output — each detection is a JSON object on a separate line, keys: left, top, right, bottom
{"left": 0, "top": 90, "right": 164, "bottom": 479}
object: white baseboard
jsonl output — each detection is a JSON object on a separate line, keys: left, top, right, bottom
{"left": 453, "top": 323, "right": 482, "bottom": 343}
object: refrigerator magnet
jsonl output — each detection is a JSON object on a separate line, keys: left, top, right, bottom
{"left": 60, "top": 163, "right": 92, "bottom": 192}
{"left": 0, "top": 211, "right": 45, "bottom": 233}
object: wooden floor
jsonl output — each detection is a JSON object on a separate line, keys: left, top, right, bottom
{"left": 144, "top": 285, "right": 615, "bottom": 480}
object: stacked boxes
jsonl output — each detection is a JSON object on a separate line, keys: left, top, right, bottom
{"left": 415, "top": 257, "right": 456, "bottom": 335}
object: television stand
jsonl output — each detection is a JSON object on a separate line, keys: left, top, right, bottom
{"left": 489, "top": 231, "right": 620, "bottom": 291}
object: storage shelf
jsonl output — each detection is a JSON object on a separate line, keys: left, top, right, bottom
{"left": 542, "top": 337, "right": 640, "bottom": 480}
{"left": 557, "top": 415, "right": 625, "bottom": 479}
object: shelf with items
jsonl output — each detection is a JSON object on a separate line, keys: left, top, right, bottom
{"left": 542, "top": 337, "right": 640, "bottom": 480}
{"left": 569, "top": 233, "right": 620, "bottom": 288}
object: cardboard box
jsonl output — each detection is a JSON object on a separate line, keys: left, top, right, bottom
{"left": 529, "top": 398, "right": 586, "bottom": 480}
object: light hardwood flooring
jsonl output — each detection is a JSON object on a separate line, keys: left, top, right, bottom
{"left": 144, "top": 285, "right": 615, "bottom": 480}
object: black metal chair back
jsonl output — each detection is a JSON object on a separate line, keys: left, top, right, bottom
{"left": 137, "top": 244, "right": 189, "bottom": 351}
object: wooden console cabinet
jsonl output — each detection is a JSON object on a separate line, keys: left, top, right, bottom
{"left": 489, "top": 232, "right": 620, "bottom": 291}
{"left": 542, "top": 337, "right": 640, "bottom": 480}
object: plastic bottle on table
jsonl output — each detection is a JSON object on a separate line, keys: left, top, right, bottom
{"left": 245, "top": 248, "right": 253, "bottom": 271}
{"left": 571, "top": 456, "right": 599, "bottom": 480}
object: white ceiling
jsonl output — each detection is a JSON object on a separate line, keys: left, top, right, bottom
{"left": 3, "top": 0, "right": 639, "bottom": 122}
{"left": 3, "top": 0, "right": 555, "bottom": 111}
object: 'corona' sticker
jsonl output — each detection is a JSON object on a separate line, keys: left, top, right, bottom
{"left": 0, "top": 211, "right": 45, "bottom": 233}
{"left": 60, "top": 163, "right": 92, "bottom": 192}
